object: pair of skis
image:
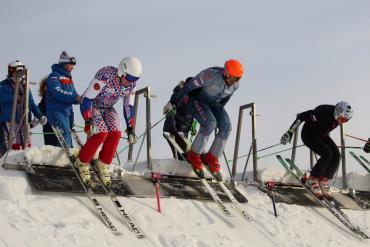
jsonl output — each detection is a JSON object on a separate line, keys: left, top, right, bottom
{"left": 276, "top": 155, "right": 369, "bottom": 239}
{"left": 349, "top": 151, "right": 370, "bottom": 174}
{"left": 53, "top": 126, "right": 145, "bottom": 238}
{"left": 163, "top": 132, "right": 253, "bottom": 222}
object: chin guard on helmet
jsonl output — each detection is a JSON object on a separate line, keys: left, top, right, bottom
{"left": 334, "top": 101, "right": 353, "bottom": 122}
{"left": 117, "top": 56, "right": 142, "bottom": 82}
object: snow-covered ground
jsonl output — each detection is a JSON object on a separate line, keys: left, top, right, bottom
{"left": 0, "top": 148, "right": 369, "bottom": 247}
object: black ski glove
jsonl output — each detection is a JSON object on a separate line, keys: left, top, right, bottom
{"left": 126, "top": 127, "right": 137, "bottom": 144}
{"left": 280, "top": 129, "right": 294, "bottom": 145}
{"left": 363, "top": 138, "right": 370, "bottom": 153}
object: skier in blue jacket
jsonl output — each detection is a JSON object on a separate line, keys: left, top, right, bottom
{"left": 46, "top": 51, "right": 81, "bottom": 147}
{"left": 0, "top": 60, "right": 47, "bottom": 156}
{"left": 163, "top": 59, "right": 244, "bottom": 180}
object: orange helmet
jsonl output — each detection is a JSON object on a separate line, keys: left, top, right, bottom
{"left": 224, "top": 59, "right": 244, "bottom": 78}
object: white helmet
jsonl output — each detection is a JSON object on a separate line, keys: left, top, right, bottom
{"left": 334, "top": 101, "right": 353, "bottom": 121}
{"left": 8, "top": 60, "right": 25, "bottom": 75}
{"left": 117, "top": 56, "right": 142, "bottom": 82}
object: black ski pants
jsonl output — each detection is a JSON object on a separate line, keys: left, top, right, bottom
{"left": 42, "top": 122, "right": 59, "bottom": 146}
{"left": 0, "top": 122, "right": 9, "bottom": 157}
{"left": 301, "top": 132, "right": 340, "bottom": 179}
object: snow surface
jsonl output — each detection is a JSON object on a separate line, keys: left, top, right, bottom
{"left": 0, "top": 148, "right": 369, "bottom": 247}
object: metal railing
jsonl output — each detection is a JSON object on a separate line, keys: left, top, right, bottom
{"left": 2, "top": 68, "right": 30, "bottom": 166}
{"left": 127, "top": 87, "right": 153, "bottom": 169}
{"left": 290, "top": 126, "right": 299, "bottom": 168}
{"left": 231, "top": 102, "right": 258, "bottom": 181}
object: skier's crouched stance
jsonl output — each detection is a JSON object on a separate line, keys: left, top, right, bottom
{"left": 163, "top": 59, "right": 244, "bottom": 180}
{"left": 280, "top": 102, "right": 353, "bottom": 199}
{"left": 77, "top": 57, "right": 142, "bottom": 186}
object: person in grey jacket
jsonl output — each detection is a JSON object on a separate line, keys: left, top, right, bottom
{"left": 163, "top": 59, "right": 244, "bottom": 180}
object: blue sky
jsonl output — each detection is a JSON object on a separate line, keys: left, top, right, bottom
{"left": 1, "top": 0, "right": 370, "bottom": 174}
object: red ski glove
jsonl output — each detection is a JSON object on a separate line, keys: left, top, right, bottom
{"left": 84, "top": 119, "right": 93, "bottom": 134}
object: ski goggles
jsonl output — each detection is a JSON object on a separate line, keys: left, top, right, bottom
{"left": 336, "top": 115, "right": 349, "bottom": 124}
{"left": 226, "top": 76, "right": 241, "bottom": 84}
{"left": 59, "top": 57, "right": 76, "bottom": 65}
{"left": 9, "top": 65, "right": 25, "bottom": 73}
{"left": 224, "top": 70, "right": 241, "bottom": 84}
{"left": 120, "top": 72, "right": 140, "bottom": 83}
{"left": 15, "top": 65, "right": 25, "bottom": 72}
{"left": 69, "top": 57, "right": 77, "bottom": 65}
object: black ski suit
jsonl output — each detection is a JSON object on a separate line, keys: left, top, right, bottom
{"left": 163, "top": 79, "right": 195, "bottom": 160}
{"left": 289, "top": 105, "right": 340, "bottom": 179}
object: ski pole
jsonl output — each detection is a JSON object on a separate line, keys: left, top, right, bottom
{"left": 344, "top": 134, "right": 368, "bottom": 142}
{"left": 266, "top": 181, "right": 278, "bottom": 217}
{"left": 115, "top": 151, "right": 122, "bottom": 167}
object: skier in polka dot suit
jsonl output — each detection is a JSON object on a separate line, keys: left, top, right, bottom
{"left": 77, "top": 57, "right": 142, "bottom": 186}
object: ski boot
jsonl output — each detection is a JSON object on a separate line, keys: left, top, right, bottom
{"left": 95, "top": 159, "right": 112, "bottom": 187}
{"left": 304, "top": 175, "right": 322, "bottom": 199}
{"left": 186, "top": 150, "right": 204, "bottom": 178}
{"left": 319, "top": 177, "right": 333, "bottom": 200}
{"left": 202, "top": 152, "right": 222, "bottom": 181}
{"left": 74, "top": 158, "right": 91, "bottom": 186}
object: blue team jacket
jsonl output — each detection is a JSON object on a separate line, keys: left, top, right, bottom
{"left": 46, "top": 64, "right": 79, "bottom": 120}
{"left": 0, "top": 77, "right": 42, "bottom": 123}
